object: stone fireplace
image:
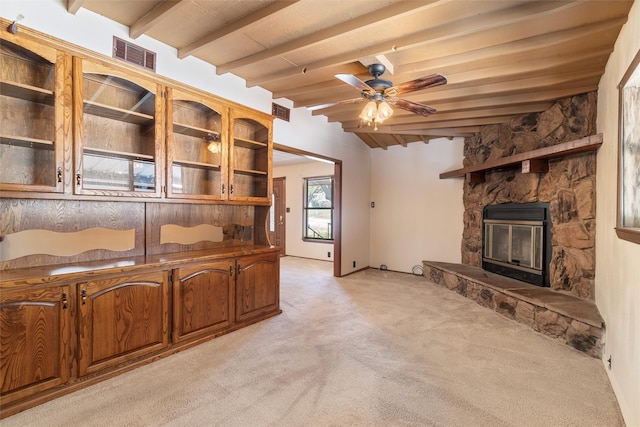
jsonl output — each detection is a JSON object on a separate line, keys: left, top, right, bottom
{"left": 462, "top": 92, "right": 597, "bottom": 300}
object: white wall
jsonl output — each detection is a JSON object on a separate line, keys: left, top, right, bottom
{"left": 595, "top": 2, "right": 640, "bottom": 425}
{"left": 0, "top": 0, "right": 371, "bottom": 276}
{"left": 273, "top": 161, "right": 335, "bottom": 261}
{"left": 369, "top": 139, "right": 464, "bottom": 273}
{"left": 272, "top": 103, "right": 372, "bottom": 274}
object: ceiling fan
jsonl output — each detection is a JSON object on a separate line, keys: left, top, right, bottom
{"left": 309, "top": 64, "right": 447, "bottom": 130}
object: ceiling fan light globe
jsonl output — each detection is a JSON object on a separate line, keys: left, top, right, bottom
{"left": 359, "top": 101, "right": 377, "bottom": 121}
{"left": 375, "top": 101, "right": 393, "bottom": 122}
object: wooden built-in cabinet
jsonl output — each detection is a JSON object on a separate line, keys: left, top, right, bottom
{"left": 0, "top": 23, "right": 279, "bottom": 419}
{"left": 0, "top": 249, "right": 280, "bottom": 418}
{"left": 0, "top": 37, "right": 67, "bottom": 193}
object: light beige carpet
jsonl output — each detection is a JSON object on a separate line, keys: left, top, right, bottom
{"left": 2, "top": 256, "right": 624, "bottom": 426}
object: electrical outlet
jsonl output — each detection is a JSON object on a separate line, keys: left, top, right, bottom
{"left": 371, "top": 201, "right": 375, "bottom": 208}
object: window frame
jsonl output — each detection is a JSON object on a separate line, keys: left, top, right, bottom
{"left": 302, "top": 175, "right": 334, "bottom": 243}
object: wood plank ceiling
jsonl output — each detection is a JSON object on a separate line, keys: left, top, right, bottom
{"left": 68, "top": 0, "right": 633, "bottom": 149}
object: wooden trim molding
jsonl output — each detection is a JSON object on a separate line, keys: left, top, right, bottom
{"left": 616, "top": 48, "right": 640, "bottom": 245}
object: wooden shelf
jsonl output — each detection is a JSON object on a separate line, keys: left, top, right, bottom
{"left": 234, "top": 137, "right": 267, "bottom": 149}
{"left": 84, "top": 147, "right": 154, "bottom": 161}
{"left": 172, "top": 159, "right": 221, "bottom": 170}
{"left": 234, "top": 168, "right": 268, "bottom": 176}
{"left": 173, "top": 122, "right": 220, "bottom": 139}
{"left": 83, "top": 101, "right": 154, "bottom": 125}
{"left": 440, "top": 134, "right": 603, "bottom": 183}
{"left": 0, "top": 134, "right": 54, "bottom": 149}
{"left": 0, "top": 80, "right": 54, "bottom": 105}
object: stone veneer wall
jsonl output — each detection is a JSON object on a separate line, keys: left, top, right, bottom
{"left": 462, "top": 92, "right": 597, "bottom": 300}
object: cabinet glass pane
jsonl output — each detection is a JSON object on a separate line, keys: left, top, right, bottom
{"left": 81, "top": 73, "right": 156, "bottom": 192}
{"left": 0, "top": 40, "right": 56, "bottom": 187}
{"left": 233, "top": 118, "right": 268, "bottom": 199}
{"left": 170, "top": 100, "right": 223, "bottom": 196}
{"left": 83, "top": 154, "right": 154, "bottom": 191}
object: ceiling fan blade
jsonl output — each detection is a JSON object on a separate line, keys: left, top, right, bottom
{"left": 335, "top": 74, "right": 376, "bottom": 94}
{"left": 385, "top": 73, "right": 447, "bottom": 96}
{"left": 393, "top": 99, "right": 437, "bottom": 116}
{"left": 307, "top": 98, "right": 363, "bottom": 111}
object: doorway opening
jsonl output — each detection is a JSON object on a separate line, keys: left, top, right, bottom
{"left": 272, "top": 143, "right": 342, "bottom": 277}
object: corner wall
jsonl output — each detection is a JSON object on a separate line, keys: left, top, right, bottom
{"left": 595, "top": 1, "right": 640, "bottom": 425}
{"left": 369, "top": 139, "right": 464, "bottom": 273}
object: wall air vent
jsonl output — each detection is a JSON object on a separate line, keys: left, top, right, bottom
{"left": 113, "top": 37, "right": 156, "bottom": 72}
{"left": 272, "top": 103, "right": 290, "bottom": 122}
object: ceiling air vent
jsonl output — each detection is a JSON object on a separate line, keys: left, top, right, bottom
{"left": 113, "top": 37, "right": 156, "bottom": 72}
{"left": 272, "top": 103, "right": 290, "bottom": 122}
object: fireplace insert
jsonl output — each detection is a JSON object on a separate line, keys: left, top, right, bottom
{"left": 482, "top": 203, "right": 552, "bottom": 287}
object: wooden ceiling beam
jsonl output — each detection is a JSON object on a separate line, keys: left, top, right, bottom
{"left": 246, "top": 1, "right": 583, "bottom": 87}
{"left": 129, "top": 1, "right": 186, "bottom": 39}
{"left": 67, "top": 0, "right": 85, "bottom": 14}
{"left": 294, "top": 44, "right": 608, "bottom": 109}
{"left": 339, "top": 103, "right": 554, "bottom": 128}
{"left": 178, "top": 1, "right": 299, "bottom": 60}
{"left": 351, "top": 128, "right": 479, "bottom": 137}
{"left": 216, "top": 1, "right": 438, "bottom": 74}
{"left": 397, "top": 16, "right": 626, "bottom": 77}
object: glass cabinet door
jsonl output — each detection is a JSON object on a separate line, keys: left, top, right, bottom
{"left": 0, "top": 38, "right": 66, "bottom": 193}
{"left": 229, "top": 109, "right": 272, "bottom": 202}
{"left": 73, "top": 58, "right": 163, "bottom": 197}
{"left": 166, "top": 87, "right": 227, "bottom": 200}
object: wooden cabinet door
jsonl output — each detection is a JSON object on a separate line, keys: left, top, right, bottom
{"left": 166, "top": 86, "right": 229, "bottom": 201}
{"left": 0, "top": 285, "right": 71, "bottom": 406}
{"left": 235, "top": 252, "right": 280, "bottom": 323}
{"left": 0, "top": 36, "right": 68, "bottom": 194}
{"left": 77, "top": 271, "right": 169, "bottom": 376}
{"left": 72, "top": 57, "right": 164, "bottom": 197}
{"left": 229, "top": 107, "right": 273, "bottom": 203}
{"left": 173, "top": 260, "right": 234, "bottom": 343}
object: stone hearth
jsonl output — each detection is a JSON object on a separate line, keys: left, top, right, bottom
{"left": 422, "top": 261, "right": 604, "bottom": 357}
{"left": 462, "top": 92, "right": 597, "bottom": 300}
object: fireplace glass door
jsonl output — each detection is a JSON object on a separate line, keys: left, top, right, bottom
{"left": 484, "top": 220, "right": 544, "bottom": 272}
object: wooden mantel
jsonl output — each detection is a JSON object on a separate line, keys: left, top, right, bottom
{"left": 440, "top": 134, "right": 603, "bottom": 183}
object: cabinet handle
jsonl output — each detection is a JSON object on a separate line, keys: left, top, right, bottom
{"left": 221, "top": 183, "right": 225, "bottom": 194}
{"left": 229, "top": 265, "right": 233, "bottom": 277}
{"left": 81, "top": 289, "right": 87, "bottom": 305}
{"left": 237, "top": 264, "right": 241, "bottom": 275}
{"left": 61, "top": 292, "right": 68, "bottom": 309}
{"left": 230, "top": 184, "right": 234, "bottom": 194}
{"left": 57, "top": 167, "right": 62, "bottom": 183}
{"left": 76, "top": 173, "right": 82, "bottom": 186}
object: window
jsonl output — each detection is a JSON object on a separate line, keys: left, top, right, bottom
{"left": 303, "top": 176, "right": 334, "bottom": 241}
